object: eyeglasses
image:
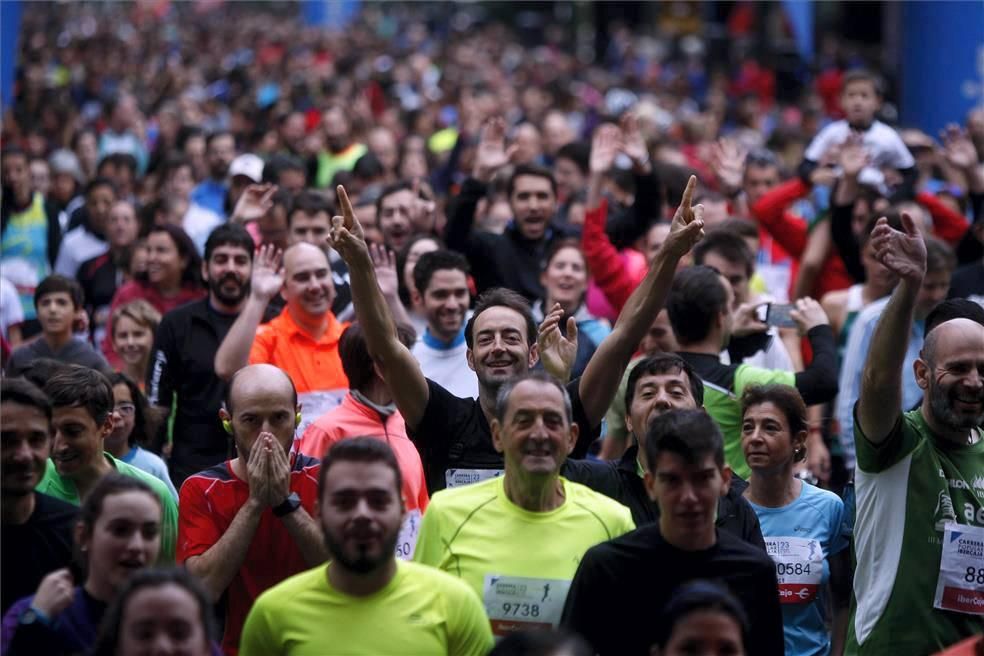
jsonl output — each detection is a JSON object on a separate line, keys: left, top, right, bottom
{"left": 115, "top": 403, "right": 136, "bottom": 416}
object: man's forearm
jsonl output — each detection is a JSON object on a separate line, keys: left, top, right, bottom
{"left": 348, "top": 248, "right": 402, "bottom": 364}
{"left": 856, "top": 279, "right": 920, "bottom": 442}
{"left": 280, "top": 507, "right": 329, "bottom": 566}
{"left": 214, "top": 296, "right": 268, "bottom": 380}
{"left": 185, "top": 499, "right": 263, "bottom": 601}
{"left": 580, "top": 244, "right": 680, "bottom": 425}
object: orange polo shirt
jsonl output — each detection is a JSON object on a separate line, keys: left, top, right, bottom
{"left": 249, "top": 307, "right": 349, "bottom": 399}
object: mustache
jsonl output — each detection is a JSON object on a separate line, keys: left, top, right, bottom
{"left": 217, "top": 272, "right": 245, "bottom": 286}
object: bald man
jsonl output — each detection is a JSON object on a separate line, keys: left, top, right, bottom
{"left": 849, "top": 215, "right": 984, "bottom": 656}
{"left": 215, "top": 242, "right": 350, "bottom": 432}
{"left": 178, "top": 363, "right": 328, "bottom": 655}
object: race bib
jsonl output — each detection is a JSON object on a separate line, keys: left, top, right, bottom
{"left": 482, "top": 575, "right": 571, "bottom": 637}
{"left": 765, "top": 536, "right": 824, "bottom": 604}
{"left": 445, "top": 468, "right": 504, "bottom": 489}
{"left": 395, "top": 510, "right": 422, "bottom": 561}
{"left": 934, "top": 523, "right": 984, "bottom": 615}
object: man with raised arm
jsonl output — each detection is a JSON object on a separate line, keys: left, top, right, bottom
{"left": 328, "top": 177, "right": 705, "bottom": 493}
{"left": 848, "top": 213, "right": 984, "bottom": 655}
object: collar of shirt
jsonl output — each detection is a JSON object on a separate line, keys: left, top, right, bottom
{"left": 422, "top": 325, "right": 466, "bottom": 350}
{"left": 277, "top": 307, "right": 345, "bottom": 345}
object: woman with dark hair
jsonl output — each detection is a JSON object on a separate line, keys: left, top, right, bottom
{"left": 106, "top": 373, "right": 177, "bottom": 500}
{"left": 101, "top": 224, "right": 204, "bottom": 362}
{"left": 533, "top": 238, "right": 611, "bottom": 379}
{"left": 740, "top": 384, "right": 851, "bottom": 656}
{"left": 652, "top": 581, "right": 750, "bottom": 656}
{"left": 0, "top": 474, "right": 163, "bottom": 655}
{"left": 91, "top": 568, "right": 218, "bottom": 656}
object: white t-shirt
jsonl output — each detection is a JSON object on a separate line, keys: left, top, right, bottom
{"left": 0, "top": 277, "right": 25, "bottom": 338}
{"left": 412, "top": 329, "right": 479, "bottom": 400}
{"left": 804, "top": 119, "right": 914, "bottom": 190}
{"left": 54, "top": 225, "right": 109, "bottom": 279}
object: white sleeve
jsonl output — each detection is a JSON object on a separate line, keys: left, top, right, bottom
{"left": 0, "top": 278, "right": 24, "bottom": 337}
{"left": 804, "top": 122, "right": 845, "bottom": 162}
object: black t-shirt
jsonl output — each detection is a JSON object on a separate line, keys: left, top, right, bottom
{"left": 1, "top": 493, "right": 77, "bottom": 614}
{"left": 562, "top": 446, "right": 766, "bottom": 550}
{"left": 409, "top": 377, "right": 598, "bottom": 493}
{"left": 147, "top": 298, "right": 274, "bottom": 486}
{"left": 561, "top": 525, "right": 784, "bottom": 656}
{"left": 948, "top": 260, "right": 984, "bottom": 300}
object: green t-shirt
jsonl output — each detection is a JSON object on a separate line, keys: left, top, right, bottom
{"left": 701, "top": 363, "right": 795, "bottom": 478}
{"left": 239, "top": 560, "right": 494, "bottom": 656}
{"left": 414, "top": 475, "right": 634, "bottom": 632}
{"left": 37, "top": 454, "right": 178, "bottom": 562}
{"left": 847, "top": 410, "right": 984, "bottom": 655}
{"left": 315, "top": 143, "right": 368, "bottom": 188}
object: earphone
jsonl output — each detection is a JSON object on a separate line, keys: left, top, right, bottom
{"left": 221, "top": 414, "right": 302, "bottom": 435}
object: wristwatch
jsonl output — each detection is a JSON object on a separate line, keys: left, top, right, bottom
{"left": 273, "top": 492, "right": 301, "bottom": 517}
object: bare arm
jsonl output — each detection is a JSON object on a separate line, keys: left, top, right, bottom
{"left": 856, "top": 213, "right": 927, "bottom": 444}
{"left": 329, "top": 186, "right": 430, "bottom": 430}
{"left": 369, "top": 243, "right": 415, "bottom": 333}
{"left": 578, "top": 175, "right": 705, "bottom": 426}
{"left": 214, "top": 246, "right": 283, "bottom": 381}
{"left": 185, "top": 499, "right": 264, "bottom": 601}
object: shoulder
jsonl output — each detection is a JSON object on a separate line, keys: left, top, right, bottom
{"left": 717, "top": 530, "right": 774, "bottom": 569}
{"left": 114, "top": 459, "right": 175, "bottom": 507}
{"left": 427, "top": 478, "right": 499, "bottom": 517}
{"left": 566, "top": 480, "right": 634, "bottom": 527}
{"left": 254, "top": 565, "right": 325, "bottom": 609}
{"left": 400, "top": 561, "right": 476, "bottom": 599}
{"left": 33, "top": 492, "right": 79, "bottom": 522}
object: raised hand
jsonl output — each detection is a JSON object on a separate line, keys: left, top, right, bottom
{"left": 590, "top": 123, "right": 621, "bottom": 175}
{"left": 31, "top": 568, "right": 75, "bottom": 618}
{"left": 870, "top": 212, "right": 927, "bottom": 284}
{"left": 472, "top": 117, "right": 517, "bottom": 182}
{"left": 370, "top": 243, "right": 400, "bottom": 300}
{"left": 537, "top": 303, "right": 578, "bottom": 384}
{"left": 618, "top": 113, "right": 650, "bottom": 171}
{"left": 789, "top": 297, "right": 830, "bottom": 335}
{"left": 731, "top": 302, "right": 768, "bottom": 337}
{"left": 709, "top": 138, "right": 746, "bottom": 195}
{"left": 663, "top": 175, "right": 705, "bottom": 259}
{"left": 232, "top": 183, "right": 278, "bottom": 224}
{"left": 839, "top": 135, "right": 870, "bottom": 180}
{"left": 250, "top": 244, "right": 284, "bottom": 302}
{"left": 328, "top": 185, "right": 369, "bottom": 264}
{"left": 941, "top": 124, "right": 979, "bottom": 171}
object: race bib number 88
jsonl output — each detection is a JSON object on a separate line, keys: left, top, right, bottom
{"left": 764, "top": 536, "right": 824, "bottom": 604}
{"left": 934, "top": 523, "right": 984, "bottom": 615}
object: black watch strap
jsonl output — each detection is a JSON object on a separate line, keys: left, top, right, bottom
{"left": 273, "top": 492, "right": 301, "bottom": 517}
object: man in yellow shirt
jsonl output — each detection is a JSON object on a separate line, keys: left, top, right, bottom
{"left": 239, "top": 437, "right": 492, "bottom": 656}
{"left": 414, "top": 372, "right": 635, "bottom": 638}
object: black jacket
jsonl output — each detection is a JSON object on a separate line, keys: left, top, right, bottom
{"left": 445, "top": 177, "right": 578, "bottom": 302}
{"left": 562, "top": 445, "right": 766, "bottom": 550}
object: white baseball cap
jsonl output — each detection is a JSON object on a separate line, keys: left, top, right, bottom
{"left": 229, "top": 154, "right": 264, "bottom": 183}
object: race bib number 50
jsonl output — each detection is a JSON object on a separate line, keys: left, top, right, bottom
{"left": 934, "top": 523, "right": 984, "bottom": 615}
{"left": 764, "top": 536, "right": 824, "bottom": 604}
{"left": 482, "top": 575, "right": 571, "bottom": 637}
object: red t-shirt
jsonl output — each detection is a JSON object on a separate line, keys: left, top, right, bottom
{"left": 177, "top": 454, "right": 320, "bottom": 655}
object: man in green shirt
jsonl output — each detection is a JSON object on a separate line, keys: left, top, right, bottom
{"left": 667, "top": 265, "right": 838, "bottom": 477}
{"left": 414, "top": 372, "right": 635, "bottom": 638}
{"left": 241, "top": 437, "right": 493, "bottom": 656}
{"left": 34, "top": 365, "right": 178, "bottom": 561}
{"left": 849, "top": 213, "right": 984, "bottom": 655}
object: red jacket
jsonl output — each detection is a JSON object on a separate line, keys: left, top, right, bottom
{"left": 582, "top": 198, "right": 647, "bottom": 313}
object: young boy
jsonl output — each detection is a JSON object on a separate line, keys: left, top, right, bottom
{"left": 800, "top": 69, "right": 916, "bottom": 196}
{"left": 4, "top": 276, "right": 110, "bottom": 377}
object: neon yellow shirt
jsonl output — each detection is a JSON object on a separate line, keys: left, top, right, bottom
{"left": 414, "top": 476, "right": 634, "bottom": 635}
{"left": 239, "top": 560, "right": 493, "bottom": 656}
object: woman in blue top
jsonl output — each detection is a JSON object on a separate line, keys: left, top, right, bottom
{"left": 533, "top": 239, "right": 611, "bottom": 379}
{"left": 740, "top": 384, "right": 852, "bottom": 656}
{"left": 1, "top": 474, "right": 162, "bottom": 655}
{"left": 105, "top": 373, "right": 179, "bottom": 500}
